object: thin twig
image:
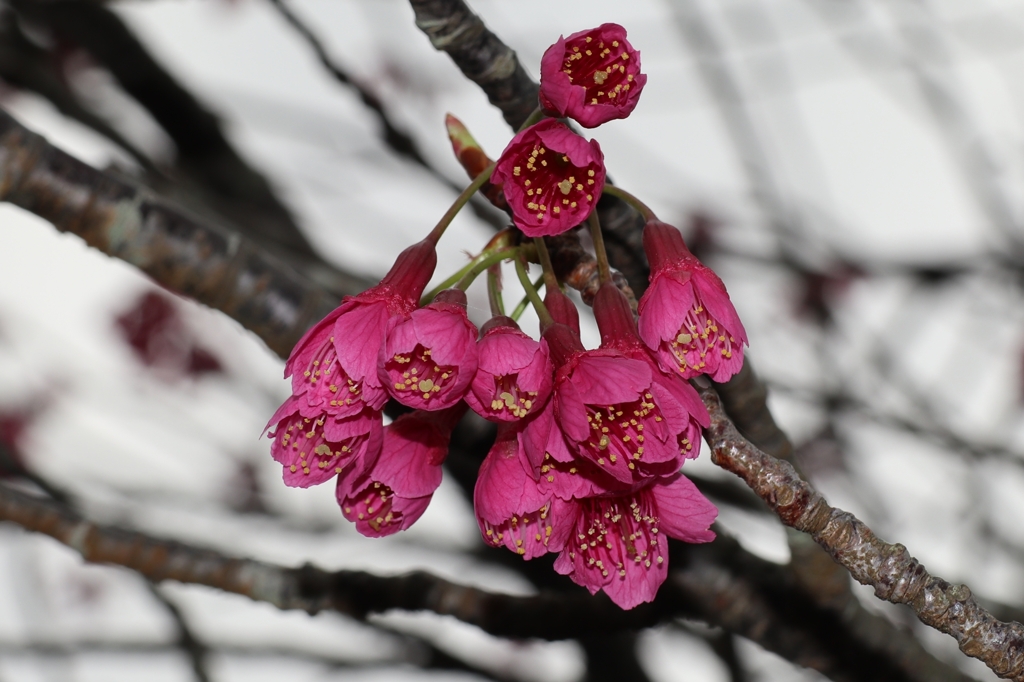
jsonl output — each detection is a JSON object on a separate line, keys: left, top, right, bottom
{"left": 266, "top": 0, "right": 504, "bottom": 231}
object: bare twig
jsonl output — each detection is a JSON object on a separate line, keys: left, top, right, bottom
{"left": 698, "top": 382, "right": 1024, "bottom": 681}
{"left": 145, "top": 582, "right": 211, "bottom": 682}
{"left": 265, "top": 0, "right": 504, "bottom": 231}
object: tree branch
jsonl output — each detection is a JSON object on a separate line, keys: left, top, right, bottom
{"left": 8, "top": 0, "right": 369, "bottom": 295}
{"left": 698, "top": 382, "right": 1024, "bottom": 681}
{"left": 0, "top": 106, "right": 343, "bottom": 360}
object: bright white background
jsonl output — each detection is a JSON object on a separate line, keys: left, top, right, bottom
{"left": 3, "top": 0, "right": 1024, "bottom": 680}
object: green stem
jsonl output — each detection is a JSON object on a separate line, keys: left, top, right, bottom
{"left": 533, "top": 237, "right": 560, "bottom": 291}
{"left": 602, "top": 184, "right": 657, "bottom": 221}
{"left": 510, "top": 275, "right": 544, "bottom": 321}
{"left": 426, "top": 163, "right": 496, "bottom": 244}
{"left": 588, "top": 210, "right": 612, "bottom": 285}
{"left": 515, "top": 258, "right": 553, "bottom": 328}
{"left": 517, "top": 106, "right": 546, "bottom": 132}
{"left": 487, "top": 268, "right": 505, "bottom": 317}
{"left": 421, "top": 246, "right": 518, "bottom": 305}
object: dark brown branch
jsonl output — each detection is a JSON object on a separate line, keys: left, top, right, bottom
{"left": 0, "top": 479, "right": 685, "bottom": 639}
{"left": 407, "top": 0, "right": 537, "bottom": 129}
{"left": 145, "top": 583, "right": 211, "bottom": 682}
{"left": 0, "top": 106, "right": 342, "bottom": 360}
{"left": 8, "top": 0, "right": 370, "bottom": 295}
{"left": 698, "top": 382, "right": 1024, "bottom": 681}
{"left": 0, "top": 449, "right": 973, "bottom": 682}
{"left": 0, "top": 13, "right": 155, "bottom": 170}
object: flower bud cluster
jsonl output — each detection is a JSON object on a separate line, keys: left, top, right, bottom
{"left": 265, "top": 25, "right": 749, "bottom": 609}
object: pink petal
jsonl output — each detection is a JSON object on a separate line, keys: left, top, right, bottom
{"left": 638, "top": 276, "right": 695, "bottom": 349}
{"left": 538, "top": 35, "right": 572, "bottom": 114}
{"left": 333, "top": 300, "right": 392, "bottom": 383}
{"left": 474, "top": 426, "right": 548, "bottom": 524}
{"left": 651, "top": 475, "right": 717, "bottom": 543}
{"left": 555, "top": 381, "right": 591, "bottom": 443}
{"left": 693, "top": 269, "right": 748, "bottom": 346}
{"left": 371, "top": 414, "right": 446, "bottom": 499}
{"left": 570, "top": 355, "right": 651, "bottom": 405}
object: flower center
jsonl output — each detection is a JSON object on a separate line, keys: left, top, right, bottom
{"left": 275, "top": 413, "right": 363, "bottom": 478}
{"left": 583, "top": 394, "right": 659, "bottom": 471}
{"left": 299, "top": 335, "right": 364, "bottom": 409}
{"left": 562, "top": 36, "right": 636, "bottom": 106}
{"left": 343, "top": 481, "right": 402, "bottom": 533}
{"left": 510, "top": 144, "right": 599, "bottom": 225}
{"left": 482, "top": 502, "right": 556, "bottom": 556}
{"left": 386, "top": 344, "right": 456, "bottom": 403}
{"left": 571, "top": 495, "right": 664, "bottom": 579}
{"left": 669, "top": 304, "right": 737, "bottom": 374}
{"left": 487, "top": 373, "right": 537, "bottom": 419}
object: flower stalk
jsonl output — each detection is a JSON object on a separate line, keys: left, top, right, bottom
{"left": 588, "top": 210, "right": 612, "bottom": 285}
{"left": 515, "top": 257, "right": 554, "bottom": 328}
{"left": 425, "top": 163, "right": 496, "bottom": 245}
{"left": 601, "top": 184, "right": 656, "bottom": 221}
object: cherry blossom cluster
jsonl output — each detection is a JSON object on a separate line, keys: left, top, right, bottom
{"left": 265, "top": 24, "right": 748, "bottom": 609}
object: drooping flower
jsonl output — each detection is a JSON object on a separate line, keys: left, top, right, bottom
{"left": 465, "top": 316, "right": 553, "bottom": 422}
{"left": 267, "top": 239, "right": 437, "bottom": 487}
{"left": 284, "top": 239, "right": 438, "bottom": 418}
{"left": 267, "top": 396, "right": 383, "bottom": 488}
{"left": 379, "top": 289, "right": 478, "bottom": 410}
{"left": 491, "top": 119, "right": 605, "bottom": 237}
{"left": 475, "top": 426, "right": 718, "bottom": 609}
{"left": 338, "top": 405, "right": 464, "bottom": 537}
{"left": 544, "top": 321, "right": 703, "bottom": 484}
{"left": 593, "top": 281, "right": 709, "bottom": 458}
{"left": 638, "top": 220, "right": 747, "bottom": 382}
{"left": 474, "top": 423, "right": 575, "bottom": 558}
{"left": 539, "top": 23, "right": 647, "bottom": 128}
{"left": 544, "top": 283, "right": 581, "bottom": 336}
{"left": 553, "top": 474, "right": 717, "bottom": 609}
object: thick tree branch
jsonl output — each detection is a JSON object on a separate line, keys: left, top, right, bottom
{"left": 8, "top": 0, "right": 370, "bottom": 295}
{"left": 699, "top": 382, "right": 1024, "bottom": 681}
{"left": 0, "top": 106, "right": 342, "bottom": 359}
{"left": 0, "top": 480, "right": 688, "bottom": 639}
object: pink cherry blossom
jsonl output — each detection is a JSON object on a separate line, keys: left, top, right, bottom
{"left": 266, "top": 396, "right": 383, "bottom": 488}
{"left": 282, "top": 239, "right": 438, "bottom": 417}
{"left": 491, "top": 119, "right": 605, "bottom": 237}
{"left": 474, "top": 423, "right": 575, "bottom": 558}
{"left": 544, "top": 319, "right": 704, "bottom": 484}
{"left": 378, "top": 289, "right": 478, "bottom": 410}
{"left": 465, "top": 316, "right": 553, "bottom": 422}
{"left": 539, "top": 23, "right": 647, "bottom": 128}
{"left": 593, "top": 281, "right": 709, "bottom": 458}
{"left": 638, "top": 220, "right": 748, "bottom": 382}
{"left": 267, "top": 239, "right": 437, "bottom": 488}
{"left": 338, "top": 405, "right": 464, "bottom": 537}
{"left": 553, "top": 474, "right": 717, "bottom": 609}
